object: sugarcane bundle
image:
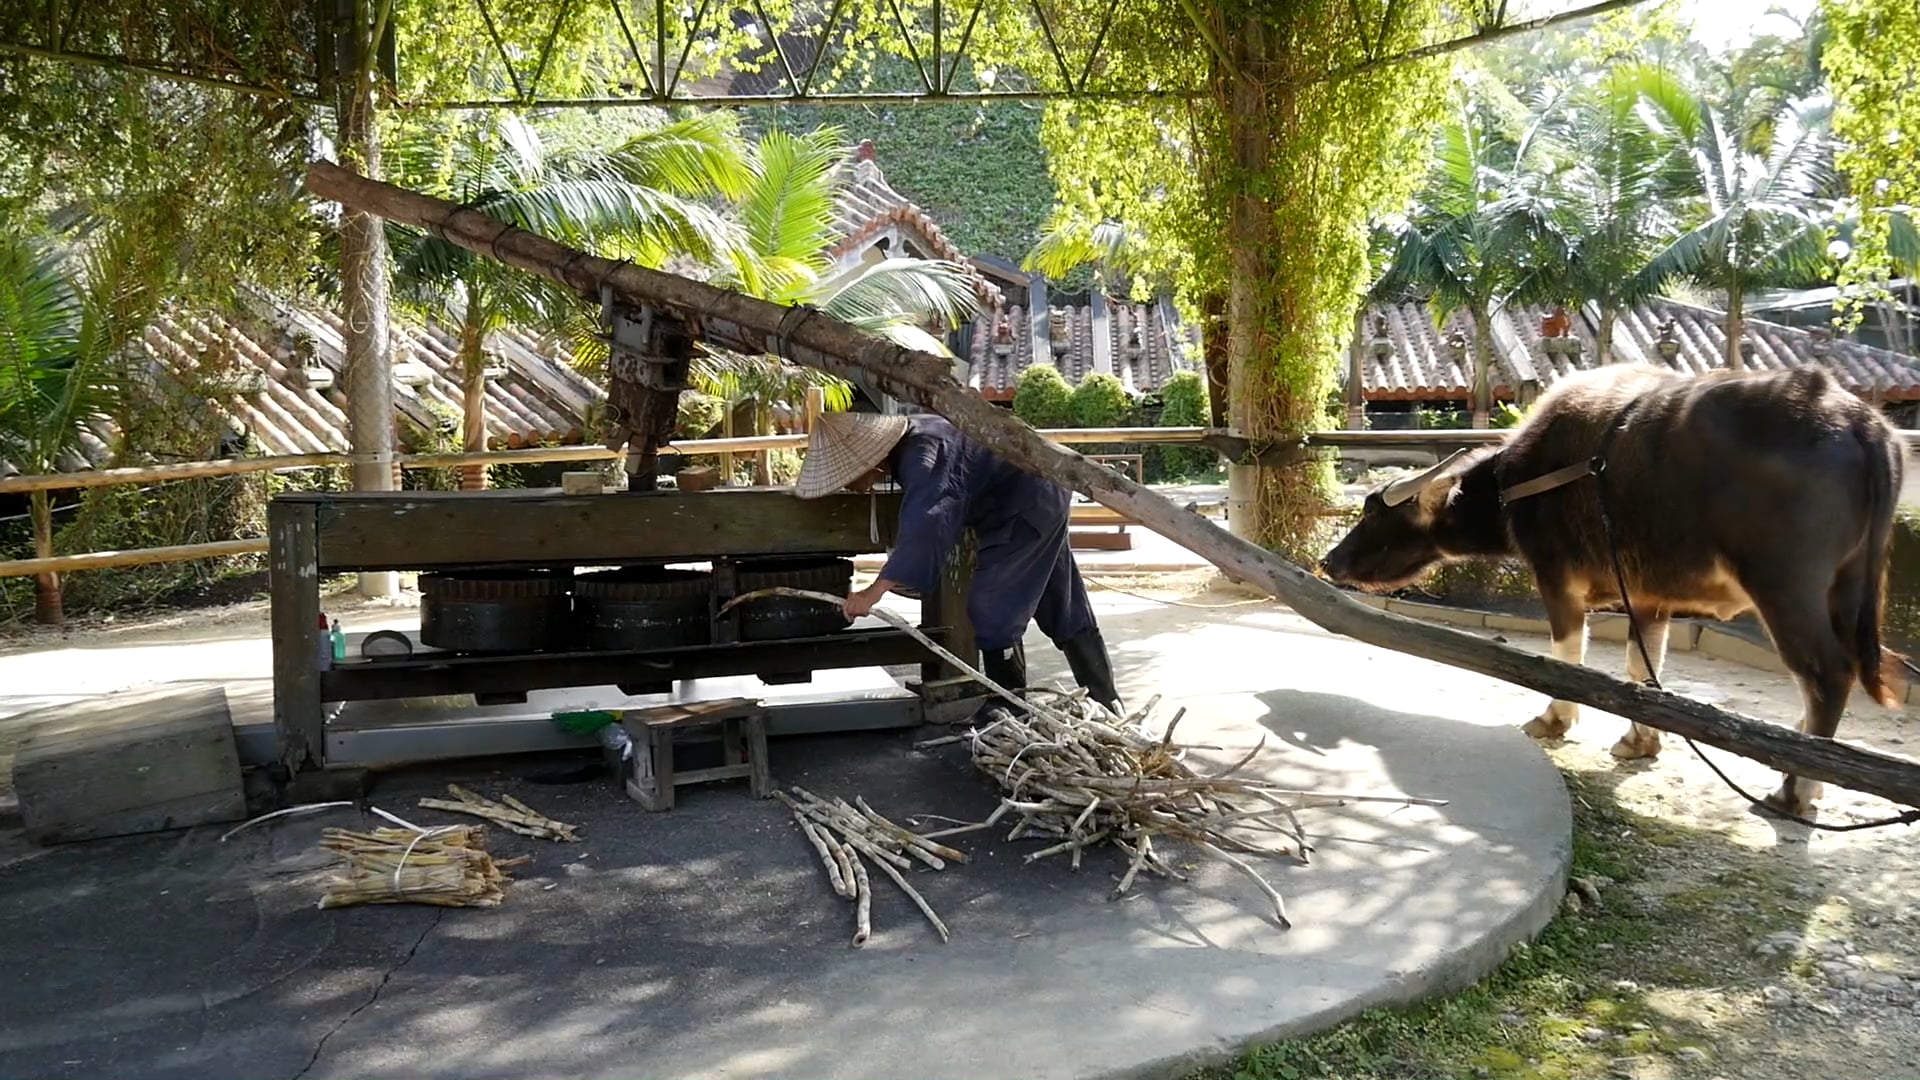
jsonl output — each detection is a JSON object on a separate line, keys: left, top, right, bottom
{"left": 315, "top": 825, "right": 530, "bottom": 909}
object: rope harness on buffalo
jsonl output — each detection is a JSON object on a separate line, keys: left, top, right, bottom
{"left": 1497, "top": 399, "right": 1920, "bottom": 834}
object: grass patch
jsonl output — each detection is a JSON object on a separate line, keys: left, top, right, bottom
{"left": 1201, "top": 768, "right": 1807, "bottom": 1080}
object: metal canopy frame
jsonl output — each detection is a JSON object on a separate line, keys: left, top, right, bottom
{"left": 0, "top": 0, "right": 1648, "bottom": 109}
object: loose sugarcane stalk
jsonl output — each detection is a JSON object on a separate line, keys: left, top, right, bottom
{"left": 776, "top": 789, "right": 953, "bottom": 944}
{"left": 419, "top": 785, "right": 581, "bottom": 842}
{"left": 1205, "top": 843, "right": 1291, "bottom": 928}
{"left": 854, "top": 796, "right": 970, "bottom": 864}
{"left": 850, "top": 852, "right": 873, "bottom": 948}
{"left": 795, "top": 814, "right": 852, "bottom": 899}
{"left": 863, "top": 841, "right": 950, "bottom": 944}
{"left": 775, "top": 791, "right": 915, "bottom": 872}
{"left": 1024, "top": 830, "right": 1110, "bottom": 865}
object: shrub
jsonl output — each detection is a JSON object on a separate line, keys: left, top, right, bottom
{"left": 1068, "top": 372, "right": 1131, "bottom": 429}
{"left": 1155, "top": 370, "right": 1214, "bottom": 479}
{"left": 1491, "top": 401, "right": 1527, "bottom": 429}
{"left": 1012, "top": 364, "right": 1073, "bottom": 428}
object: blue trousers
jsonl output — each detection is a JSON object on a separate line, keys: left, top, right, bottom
{"left": 967, "top": 511, "right": 1099, "bottom": 652}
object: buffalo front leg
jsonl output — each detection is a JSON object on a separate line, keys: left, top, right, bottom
{"left": 1610, "top": 611, "right": 1672, "bottom": 760}
{"left": 1522, "top": 589, "right": 1588, "bottom": 740}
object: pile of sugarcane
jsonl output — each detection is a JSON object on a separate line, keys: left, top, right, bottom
{"left": 723, "top": 586, "right": 1444, "bottom": 931}
{"left": 926, "top": 691, "right": 1446, "bottom": 928}
{"left": 777, "top": 785, "right": 965, "bottom": 946}
{"left": 418, "top": 784, "right": 582, "bottom": 842}
{"left": 315, "top": 824, "right": 530, "bottom": 909}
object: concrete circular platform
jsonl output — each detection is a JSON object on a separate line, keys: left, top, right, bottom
{"left": 0, "top": 602, "right": 1570, "bottom": 1080}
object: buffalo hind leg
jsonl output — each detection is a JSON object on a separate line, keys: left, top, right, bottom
{"left": 1751, "top": 590, "right": 1856, "bottom": 817}
{"left": 1611, "top": 611, "right": 1672, "bottom": 760}
{"left": 1523, "top": 588, "right": 1588, "bottom": 740}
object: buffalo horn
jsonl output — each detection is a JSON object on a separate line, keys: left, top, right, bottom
{"left": 1380, "top": 449, "right": 1468, "bottom": 507}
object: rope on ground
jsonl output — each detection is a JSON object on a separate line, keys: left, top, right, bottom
{"left": 1083, "top": 575, "right": 1271, "bottom": 609}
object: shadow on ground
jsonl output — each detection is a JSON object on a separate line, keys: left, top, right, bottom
{"left": 0, "top": 598, "right": 1572, "bottom": 1080}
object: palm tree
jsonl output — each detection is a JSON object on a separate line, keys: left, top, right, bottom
{"left": 713, "top": 126, "right": 983, "bottom": 478}
{"left": 0, "top": 230, "right": 149, "bottom": 624}
{"left": 1537, "top": 64, "right": 1695, "bottom": 364}
{"left": 1374, "top": 81, "right": 1563, "bottom": 427}
{"left": 557, "top": 125, "right": 981, "bottom": 483}
{"left": 1022, "top": 213, "right": 1153, "bottom": 297}
{"left": 1637, "top": 91, "right": 1835, "bottom": 369}
{"left": 385, "top": 111, "right": 755, "bottom": 488}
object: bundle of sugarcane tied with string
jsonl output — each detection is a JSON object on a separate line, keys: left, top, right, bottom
{"left": 315, "top": 825, "right": 530, "bottom": 910}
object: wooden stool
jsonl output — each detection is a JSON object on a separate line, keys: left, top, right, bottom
{"left": 618, "top": 698, "right": 771, "bottom": 812}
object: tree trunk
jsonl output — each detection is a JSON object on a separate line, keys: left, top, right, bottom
{"left": 1345, "top": 307, "right": 1367, "bottom": 429}
{"left": 1597, "top": 307, "right": 1616, "bottom": 365}
{"left": 29, "top": 489, "right": 62, "bottom": 626}
{"left": 1725, "top": 284, "right": 1745, "bottom": 370}
{"left": 720, "top": 401, "right": 737, "bottom": 486}
{"left": 459, "top": 313, "right": 489, "bottom": 491}
{"left": 337, "top": 0, "right": 396, "bottom": 597}
{"left": 1470, "top": 305, "right": 1494, "bottom": 429}
{"left": 1200, "top": 290, "right": 1230, "bottom": 430}
{"left": 1219, "top": 21, "right": 1330, "bottom": 560}
{"left": 305, "top": 159, "right": 1920, "bottom": 811}
{"left": 753, "top": 399, "right": 773, "bottom": 486}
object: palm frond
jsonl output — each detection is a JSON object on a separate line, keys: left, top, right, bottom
{"left": 739, "top": 127, "right": 843, "bottom": 269}
{"left": 1022, "top": 215, "right": 1148, "bottom": 281}
{"left": 585, "top": 112, "right": 756, "bottom": 201}
{"left": 837, "top": 316, "right": 955, "bottom": 358}
{"left": 0, "top": 235, "right": 83, "bottom": 462}
{"left": 812, "top": 257, "right": 980, "bottom": 329}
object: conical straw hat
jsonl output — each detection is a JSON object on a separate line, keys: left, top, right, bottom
{"left": 790, "top": 411, "right": 911, "bottom": 499}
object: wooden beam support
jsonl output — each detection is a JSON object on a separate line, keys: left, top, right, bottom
{"left": 269, "top": 500, "right": 324, "bottom": 772}
{"left": 302, "top": 159, "right": 1920, "bottom": 812}
{"left": 0, "top": 539, "right": 271, "bottom": 579}
{"left": 1198, "top": 434, "right": 1313, "bottom": 468}
{"left": 292, "top": 488, "right": 899, "bottom": 571}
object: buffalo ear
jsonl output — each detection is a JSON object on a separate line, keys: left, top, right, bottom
{"left": 1381, "top": 449, "right": 1468, "bottom": 507}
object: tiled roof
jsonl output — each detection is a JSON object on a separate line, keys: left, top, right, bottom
{"left": 1354, "top": 296, "right": 1920, "bottom": 402}
{"left": 965, "top": 298, "right": 1198, "bottom": 400}
{"left": 826, "top": 149, "right": 1004, "bottom": 311}
{"left": 2, "top": 298, "right": 603, "bottom": 479}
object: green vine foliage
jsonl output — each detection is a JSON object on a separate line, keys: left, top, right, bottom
{"left": 953, "top": 0, "right": 1452, "bottom": 557}
{"left": 1822, "top": 0, "right": 1920, "bottom": 323}
{"left": 1214, "top": 1, "right": 1452, "bottom": 558}
{"left": 741, "top": 57, "right": 1057, "bottom": 264}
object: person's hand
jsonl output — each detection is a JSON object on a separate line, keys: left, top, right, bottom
{"left": 842, "top": 584, "right": 885, "bottom": 619}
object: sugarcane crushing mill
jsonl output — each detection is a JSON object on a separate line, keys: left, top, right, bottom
{"left": 266, "top": 301, "right": 975, "bottom": 776}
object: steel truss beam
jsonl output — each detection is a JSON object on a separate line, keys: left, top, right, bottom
{"left": 0, "top": 0, "right": 1649, "bottom": 108}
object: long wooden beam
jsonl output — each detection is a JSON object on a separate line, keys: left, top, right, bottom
{"left": 300, "top": 159, "right": 1920, "bottom": 813}
{"left": 0, "top": 539, "right": 270, "bottom": 578}
{"left": 0, "top": 428, "right": 1230, "bottom": 496}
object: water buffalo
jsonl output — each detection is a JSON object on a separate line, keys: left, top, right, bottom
{"left": 1319, "top": 363, "right": 1905, "bottom": 817}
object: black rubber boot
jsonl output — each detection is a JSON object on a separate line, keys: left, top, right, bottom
{"left": 1059, "top": 630, "right": 1122, "bottom": 716}
{"left": 970, "top": 643, "right": 1028, "bottom": 721}
{"left": 981, "top": 642, "right": 1027, "bottom": 694}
